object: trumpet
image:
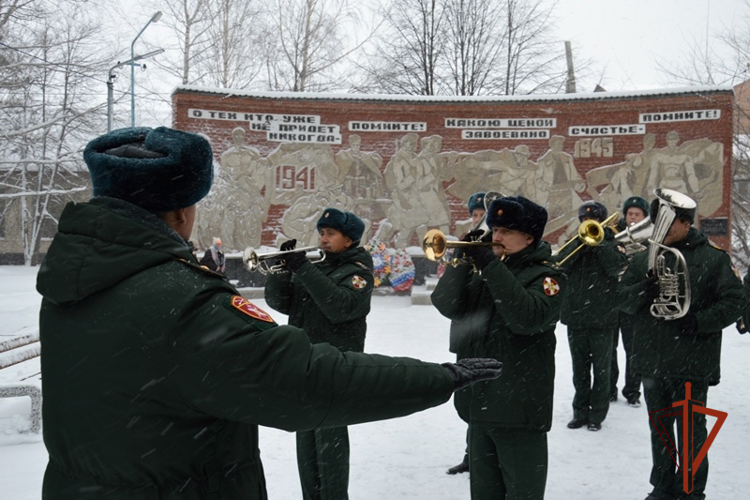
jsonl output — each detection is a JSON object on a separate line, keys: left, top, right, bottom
{"left": 422, "top": 229, "right": 504, "bottom": 263}
{"left": 243, "top": 246, "right": 326, "bottom": 274}
{"left": 553, "top": 212, "right": 620, "bottom": 266}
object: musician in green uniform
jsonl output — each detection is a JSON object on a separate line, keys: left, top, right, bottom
{"left": 618, "top": 189, "right": 745, "bottom": 500}
{"left": 264, "top": 208, "right": 372, "bottom": 500}
{"left": 611, "top": 195, "right": 650, "bottom": 406}
{"left": 432, "top": 196, "right": 563, "bottom": 500}
{"left": 555, "top": 201, "right": 628, "bottom": 431}
{"left": 36, "top": 127, "right": 503, "bottom": 499}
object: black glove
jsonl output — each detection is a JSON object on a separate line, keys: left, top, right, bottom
{"left": 669, "top": 313, "right": 699, "bottom": 336}
{"left": 462, "top": 245, "right": 496, "bottom": 270}
{"left": 283, "top": 250, "right": 308, "bottom": 272}
{"left": 280, "top": 239, "right": 297, "bottom": 252}
{"left": 462, "top": 230, "right": 486, "bottom": 243}
{"left": 441, "top": 358, "right": 503, "bottom": 391}
{"left": 638, "top": 273, "right": 660, "bottom": 302}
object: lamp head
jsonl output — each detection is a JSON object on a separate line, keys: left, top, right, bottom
{"left": 151, "top": 11, "right": 162, "bottom": 23}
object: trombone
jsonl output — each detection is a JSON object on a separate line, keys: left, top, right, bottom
{"left": 242, "top": 246, "right": 325, "bottom": 274}
{"left": 552, "top": 212, "right": 620, "bottom": 266}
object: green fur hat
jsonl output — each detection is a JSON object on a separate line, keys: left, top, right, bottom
{"left": 486, "top": 196, "right": 547, "bottom": 244}
{"left": 467, "top": 192, "right": 486, "bottom": 215}
{"left": 83, "top": 127, "right": 214, "bottom": 212}
{"left": 316, "top": 208, "right": 365, "bottom": 244}
{"left": 622, "top": 196, "right": 649, "bottom": 217}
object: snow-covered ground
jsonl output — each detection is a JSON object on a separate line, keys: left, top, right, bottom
{"left": 1, "top": 264, "right": 748, "bottom": 499}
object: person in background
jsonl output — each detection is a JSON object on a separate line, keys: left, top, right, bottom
{"left": 200, "top": 236, "right": 226, "bottom": 274}
{"left": 446, "top": 191, "right": 487, "bottom": 476}
{"left": 555, "top": 201, "right": 627, "bottom": 432}
{"left": 264, "top": 207, "right": 372, "bottom": 500}
{"left": 619, "top": 190, "right": 745, "bottom": 500}
{"left": 36, "top": 126, "right": 503, "bottom": 499}
{"left": 432, "top": 196, "right": 562, "bottom": 500}
{"left": 611, "top": 195, "right": 650, "bottom": 406}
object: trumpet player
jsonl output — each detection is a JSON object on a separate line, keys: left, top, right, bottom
{"left": 265, "top": 207, "right": 374, "bottom": 500}
{"left": 612, "top": 196, "right": 650, "bottom": 407}
{"left": 445, "top": 191, "right": 488, "bottom": 476}
{"left": 431, "top": 196, "right": 562, "bottom": 500}
{"left": 618, "top": 191, "right": 745, "bottom": 500}
{"left": 555, "top": 201, "right": 628, "bottom": 432}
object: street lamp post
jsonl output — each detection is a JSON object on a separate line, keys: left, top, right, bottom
{"left": 130, "top": 11, "right": 163, "bottom": 127}
{"left": 108, "top": 49, "right": 165, "bottom": 132}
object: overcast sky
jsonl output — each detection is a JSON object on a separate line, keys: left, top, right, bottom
{"left": 554, "top": 0, "right": 747, "bottom": 91}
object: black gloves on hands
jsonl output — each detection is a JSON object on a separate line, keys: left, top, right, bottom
{"left": 638, "top": 273, "right": 660, "bottom": 303}
{"left": 460, "top": 230, "right": 495, "bottom": 270}
{"left": 441, "top": 358, "right": 503, "bottom": 391}
{"left": 280, "top": 239, "right": 297, "bottom": 252}
{"left": 278, "top": 239, "right": 307, "bottom": 271}
{"left": 283, "top": 250, "right": 308, "bottom": 272}
{"left": 668, "top": 312, "right": 699, "bottom": 336}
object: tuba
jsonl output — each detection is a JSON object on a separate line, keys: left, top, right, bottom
{"left": 647, "top": 188, "right": 696, "bottom": 320}
{"left": 614, "top": 216, "right": 653, "bottom": 256}
{"left": 243, "top": 246, "right": 325, "bottom": 274}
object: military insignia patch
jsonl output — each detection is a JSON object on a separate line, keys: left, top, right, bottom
{"left": 351, "top": 275, "right": 367, "bottom": 289}
{"left": 543, "top": 277, "right": 560, "bottom": 296}
{"left": 230, "top": 296, "right": 275, "bottom": 323}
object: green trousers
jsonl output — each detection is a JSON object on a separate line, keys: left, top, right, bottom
{"left": 643, "top": 377, "right": 709, "bottom": 499}
{"left": 567, "top": 326, "right": 615, "bottom": 424}
{"left": 296, "top": 427, "right": 350, "bottom": 500}
{"left": 469, "top": 423, "right": 548, "bottom": 500}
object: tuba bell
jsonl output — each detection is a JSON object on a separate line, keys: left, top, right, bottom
{"left": 614, "top": 216, "right": 653, "bottom": 255}
{"left": 647, "top": 188, "right": 696, "bottom": 320}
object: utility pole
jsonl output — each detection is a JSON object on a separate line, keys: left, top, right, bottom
{"left": 565, "top": 41, "right": 577, "bottom": 94}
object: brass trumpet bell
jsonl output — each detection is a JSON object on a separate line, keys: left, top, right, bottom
{"left": 553, "top": 212, "right": 619, "bottom": 266}
{"left": 422, "top": 229, "right": 503, "bottom": 263}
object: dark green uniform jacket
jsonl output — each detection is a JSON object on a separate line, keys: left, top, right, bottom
{"left": 36, "top": 197, "right": 454, "bottom": 499}
{"left": 555, "top": 228, "right": 628, "bottom": 328}
{"left": 431, "top": 243, "right": 563, "bottom": 431}
{"left": 264, "top": 246, "right": 373, "bottom": 352}
{"left": 618, "top": 228, "right": 745, "bottom": 385}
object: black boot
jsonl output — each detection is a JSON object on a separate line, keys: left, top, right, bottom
{"left": 567, "top": 417, "right": 588, "bottom": 429}
{"left": 446, "top": 455, "right": 469, "bottom": 475}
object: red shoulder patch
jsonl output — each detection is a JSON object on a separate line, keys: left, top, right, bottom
{"left": 543, "top": 277, "right": 560, "bottom": 296}
{"left": 230, "top": 296, "right": 275, "bottom": 323}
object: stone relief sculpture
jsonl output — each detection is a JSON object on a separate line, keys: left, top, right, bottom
{"left": 192, "top": 126, "right": 725, "bottom": 253}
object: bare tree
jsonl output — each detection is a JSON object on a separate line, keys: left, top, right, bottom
{"left": 266, "top": 0, "right": 375, "bottom": 92}
{"left": 0, "top": 0, "right": 104, "bottom": 264}
{"left": 443, "top": 0, "right": 506, "bottom": 96}
{"left": 354, "top": 0, "right": 445, "bottom": 95}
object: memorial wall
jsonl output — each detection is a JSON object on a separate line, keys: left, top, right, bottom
{"left": 171, "top": 86, "right": 734, "bottom": 252}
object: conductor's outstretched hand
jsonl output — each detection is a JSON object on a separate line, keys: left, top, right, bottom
{"left": 441, "top": 358, "right": 503, "bottom": 391}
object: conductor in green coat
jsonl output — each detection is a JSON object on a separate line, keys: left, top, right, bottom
{"left": 36, "top": 127, "right": 503, "bottom": 499}
{"left": 264, "top": 208, "right": 373, "bottom": 500}
{"left": 432, "top": 196, "right": 563, "bottom": 500}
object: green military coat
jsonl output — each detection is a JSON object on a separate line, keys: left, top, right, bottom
{"left": 618, "top": 228, "right": 745, "bottom": 384}
{"left": 264, "top": 246, "right": 373, "bottom": 352}
{"left": 555, "top": 227, "right": 628, "bottom": 328}
{"left": 431, "top": 242, "right": 563, "bottom": 431}
{"left": 36, "top": 197, "right": 454, "bottom": 499}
